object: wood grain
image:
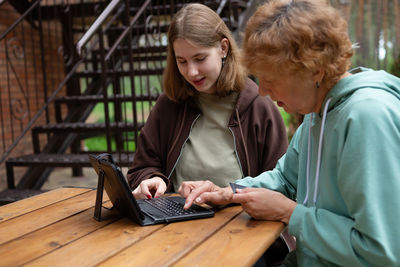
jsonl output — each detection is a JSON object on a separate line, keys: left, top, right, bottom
{"left": 0, "top": 187, "right": 91, "bottom": 223}
{"left": 98, "top": 206, "right": 243, "bottom": 267}
{"left": 0, "top": 189, "right": 97, "bottom": 245}
{"left": 0, "top": 188, "right": 285, "bottom": 267}
{"left": 174, "top": 212, "right": 285, "bottom": 267}
{"left": 24, "top": 218, "right": 163, "bottom": 267}
{"left": 0, "top": 205, "right": 117, "bottom": 267}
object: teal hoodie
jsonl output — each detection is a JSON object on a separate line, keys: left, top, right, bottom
{"left": 237, "top": 67, "right": 400, "bottom": 266}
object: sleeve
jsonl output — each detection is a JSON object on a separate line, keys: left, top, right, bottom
{"left": 126, "top": 98, "right": 169, "bottom": 190}
{"left": 288, "top": 96, "right": 400, "bottom": 266}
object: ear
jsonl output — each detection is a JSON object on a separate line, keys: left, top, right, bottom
{"left": 313, "top": 68, "right": 325, "bottom": 84}
{"left": 220, "top": 38, "right": 229, "bottom": 57}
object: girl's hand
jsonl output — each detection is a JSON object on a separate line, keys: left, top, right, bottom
{"left": 132, "top": 177, "right": 167, "bottom": 199}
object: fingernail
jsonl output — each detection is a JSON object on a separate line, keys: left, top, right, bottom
{"left": 196, "top": 197, "right": 202, "bottom": 203}
{"left": 147, "top": 195, "right": 152, "bottom": 199}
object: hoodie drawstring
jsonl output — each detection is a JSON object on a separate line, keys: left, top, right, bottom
{"left": 235, "top": 108, "right": 251, "bottom": 175}
{"left": 303, "top": 114, "right": 313, "bottom": 205}
{"left": 303, "top": 98, "right": 332, "bottom": 205}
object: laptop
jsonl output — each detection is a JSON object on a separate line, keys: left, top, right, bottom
{"left": 89, "top": 153, "right": 214, "bottom": 226}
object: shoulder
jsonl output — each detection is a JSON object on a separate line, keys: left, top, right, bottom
{"left": 151, "top": 93, "right": 186, "bottom": 114}
{"left": 154, "top": 93, "right": 175, "bottom": 107}
{"left": 344, "top": 89, "right": 399, "bottom": 118}
{"left": 143, "top": 94, "right": 184, "bottom": 128}
{"left": 336, "top": 88, "right": 400, "bottom": 134}
{"left": 238, "top": 78, "right": 278, "bottom": 112}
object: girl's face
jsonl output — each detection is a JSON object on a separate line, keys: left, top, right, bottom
{"left": 173, "top": 38, "right": 228, "bottom": 95}
{"left": 255, "top": 65, "right": 326, "bottom": 114}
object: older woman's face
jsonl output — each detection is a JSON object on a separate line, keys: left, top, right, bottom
{"left": 256, "top": 66, "right": 325, "bottom": 114}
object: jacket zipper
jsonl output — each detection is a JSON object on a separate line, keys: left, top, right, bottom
{"left": 229, "top": 127, "right": 244, "bottom": 177}
{"left": 167, "top": 114, "right": 201, "bottom": 179}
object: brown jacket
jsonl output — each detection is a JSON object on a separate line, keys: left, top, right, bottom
{"left": 127, "top": 79, "right": 288, "bottom": 191}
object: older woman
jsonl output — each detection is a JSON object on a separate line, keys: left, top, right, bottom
{"left": 179, "top": 0, "right": 400, "bottom": 266}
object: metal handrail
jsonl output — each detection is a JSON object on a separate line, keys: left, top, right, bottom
{"left": 0, "top": 0, "right": 123, "bottom": 165}
{"left": 216, "top": 0, "right": 228, "bottom": 15}
{"left": 0, "top": 60, "right": 83, "bottom": 164}
{"left": 76, "top": 0, "right": 121, "bottom": 57}
{"left": 105, "top": 0, "right": 151, "bottom": 61}
{"left": 0, "top": 0, "right": 41, "bottom": 40}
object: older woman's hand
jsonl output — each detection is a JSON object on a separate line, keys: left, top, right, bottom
{"left": 232, "top": 188, "right": 297, "bottom": 224}
{"left": 178, "top": 180, "right": 233, "bottom": 209}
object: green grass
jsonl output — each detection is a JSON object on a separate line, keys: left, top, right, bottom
{"left": 90, "top": 101, "right": 155, "bottom": 123}
{"left": 84, "top": 135, "right": 136, "bottom": 152}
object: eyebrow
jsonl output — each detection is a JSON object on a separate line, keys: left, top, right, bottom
{"left": 175, "top": 53, "right": 206, "bottom": 60}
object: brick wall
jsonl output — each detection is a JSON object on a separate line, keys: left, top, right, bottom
{"left": 0, "top": 2, "right": 66, "bottom": 189}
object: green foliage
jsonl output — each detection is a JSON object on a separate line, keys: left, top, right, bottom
{"left": 279, "top": 108, "right": 291, "bottom": 129}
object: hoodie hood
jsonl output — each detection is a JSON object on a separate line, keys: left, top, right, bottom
{"left": 234, "top": 78, "right": 260, "bottom": 116}
{"left": 324, "top": 67, "right": 400, "bottom": 112}
{"left": 304, "top": 67, "right": 400, "bottom": 206}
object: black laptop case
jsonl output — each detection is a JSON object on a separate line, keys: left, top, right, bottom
{"left": 89, "top": 154, "right": 214, "bottom": 226}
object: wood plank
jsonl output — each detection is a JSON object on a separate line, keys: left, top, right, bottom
{"left": 97, "top": 206, "right": 243, "bottom": 267}
{"left": 24, "top": 218, "right": 163, "bottom": 267}
{"left": 174, "top": 212, "right": 285, "bottom": 267}
{"left": 0, "top": 205, "right": 118, "bottom": 267}
{"left": 0, "top": 187, "right": 91, "bottom": 223}
{"left": 0, "top": 190, "right": 97, "bottom": 245}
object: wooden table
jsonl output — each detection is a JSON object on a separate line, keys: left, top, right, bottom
{"left": 0, "top": 187, "right": 285, "bottom": 267}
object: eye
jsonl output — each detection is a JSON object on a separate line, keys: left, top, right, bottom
{"left": 195, "top": 56, "right": 206, "bottom": 62}
{"left": 176, "top": 59, "right": 186, "bottom": 64}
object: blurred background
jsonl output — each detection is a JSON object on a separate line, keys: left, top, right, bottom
{"left": 0, "top": 0, "right": 399, "bottom": 200}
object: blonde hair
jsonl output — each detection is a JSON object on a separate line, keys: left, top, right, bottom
{"left": 242, "top": 0, "right": 353, "bottom": 89}
{"left": 163, "top": 3, "right": 247, "bottom": 102}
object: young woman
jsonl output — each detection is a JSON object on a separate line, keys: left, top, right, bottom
{"left": 180, "top": 0, "right": 400, "bottom": 266}
{"left": 127, "top": 3, "right": 288, "bottom": 200}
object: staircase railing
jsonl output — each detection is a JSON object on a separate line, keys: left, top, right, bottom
{"left": 75, "top": 0, "right": 153, "bottom": 159}
{"left": 0, "top": 0, "right": 109, "bottom": 159}
{"left": 0, "top": 0, "right": 117, "bottom": 185}
{"left": 1, "top": 0, "right": 251, "bottom": 189}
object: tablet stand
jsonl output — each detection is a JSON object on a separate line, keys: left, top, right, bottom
{"left": 93, "top": 169, "right": 105, "bottom": 221}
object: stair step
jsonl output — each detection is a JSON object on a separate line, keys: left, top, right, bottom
{"left": 90, "top": 48, "right": 167, "bottom": 61}
{"left": 6, "top": 153, "right": 134, "bottom": 167}
{"left": 108, "top": 24, "right": 170, "bottom": 36}
{"left": 32, "top": 122, "right": 144, "bottom": 134}
{"left": 75, "top": 68, "right": 164, "bottom": 78}
{"left": 127, "top": 1, "right": 244, "bottom": 15}
{"left": 55, "top": 94, "right": 159, "bottom": 105}
{"left": 88, "top": 49, "right": 166, "bottom": 64}
{"left": 129, "top": 2, "right": 216, "bottom": 14}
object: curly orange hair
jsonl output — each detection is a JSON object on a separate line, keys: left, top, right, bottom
{"left": 242, "top": 0, "right": 354, "bottom": 89}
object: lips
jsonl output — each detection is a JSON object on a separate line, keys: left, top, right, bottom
{"left": 193, "top": 77, "right": 205, "bottom": 86}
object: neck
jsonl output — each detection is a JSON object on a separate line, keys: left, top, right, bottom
{"left": 315, "top": 71, "right": 352, "bottom": 113}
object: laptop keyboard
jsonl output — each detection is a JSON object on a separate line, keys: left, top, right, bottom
{"left": 144, "top": 197, "right": 196, "bottom": 217}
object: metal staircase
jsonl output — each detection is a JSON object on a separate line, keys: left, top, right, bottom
{"left": 1, "top": 0, "right": 254, "bottom": 194}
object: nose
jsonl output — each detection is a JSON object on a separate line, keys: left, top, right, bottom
{"left": 187, "top": 62, "right": 199, "bottom": 77}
